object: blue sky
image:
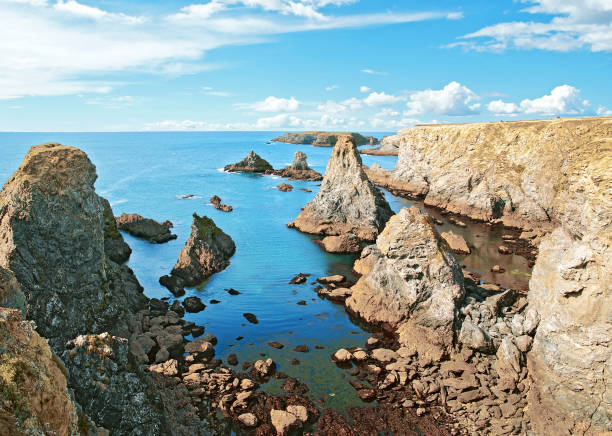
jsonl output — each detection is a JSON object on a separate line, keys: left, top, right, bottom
{"left": 1, "top": 0, "right": 611, "bottom": 131}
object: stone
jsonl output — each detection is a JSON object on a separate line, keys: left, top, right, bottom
{"left": 0, "top": 266, "right": 26, "bottom": 315}
{"left": 333, "top": 348, "right": 353, "bottom": 362}
{"left": 346, "top": 207, "right": 465, "bottom": 355}
{"left": 357, "top": 389, "right": 376, "bottom": 402}
{"left": 277, "top": 183, "right": 293, "bottom": 192}
{"left": 147, "top": 359, "right": 178, "bottom": 377}
{"left": 270, "top": 151, "right": 323, "bottom": 181}
{"left": 317, "top": 275, "right": 345, "bottom": 284}
{"left": 371, "top": 348, "right": 398, "bottom": 363}
{"left": 286, "top": 405, "right": 308, "bottom": 422}
{"left": 268, "top": 341, "right": 284, "bottom": 349}
{"left": 294, "top": 344, "right": 309, "bottom": 353}
{"left": 289, "top": 273, "right": 309, "bottom": 284}
{"left": 240, "top": 379, "right": 255, "bottom": 390}
{"left": 441, "top": 231, "right": 471, "bottom": 254}
{"left": 318, "top": 234, "right": 361, "bottom": 253}
{"left": 459, "top": 320, "right": 492, "bottom": 352}
{"left": 243, "top": 313, "right": 258, "bottom": 324}
{"left": 498, "top": 245, "right": 512, "bottom": 255}
{"left": 101, "top": 199, "right": 132, "bottom": 263}
{"left": 288, "top": 135, "right": 393, "bottom": 242}
{"left": 224, "top": 150, "right": 273, "bottom": 173}
{"left": 182, "top": 296, "right": 206, "bottom": 313}
{"left": 184, "top": 339, "right": 215, "bottom": 359}
{"left": 352, "top": 349, "right": 368, "bottom": 361}
{"left": 238, "top": 413, "right": 258, "bottom": 427}
{"left": 291, "top": 151, "right": 310, "bottom": 170}
{"left": 162, "top": 214, "right": 235, "bottom": 289}
{"left": 202, "top": 332, "right": 218, "bottom": 345}
{"left": 115, "top": 213, "right": 177, "bottom": 243}
{"left": 491, "top": 265, "right": 505, "bottom": 273}
{"left": 270, "top": 409, "right": 300, "bottom": 435}
{"left": 254, "top": 358, "right": 275, "bottom": 377}
{"left": 227, "top": 354, "right": 238, "bottom": 365}
{"left": 210, "top": 195, "right": 233, "bottom": 212}
{"left": 494, "top": 337, "right": 521, "bottom": 377}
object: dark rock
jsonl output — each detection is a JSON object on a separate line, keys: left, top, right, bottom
{"left": 224, "top": 151, "right": 273, "bottom": 173}
{"left": 294, "top": 345, "right": 309, "bottom": 353}
{"left": 202, "top": 333, "right": 218, "bottom": 345}
{"left": 268, "top": 341, "right": 284, "bottom": 349}
{"left": 225, "top": 288, "right": 241, "bottom": 295}
{"left": 183, "top": 296, "right": 206, "bottom": 313}
{"left": 357, "top": 389, "right": 376, "bottom": 402}
{"left": 169, "top": 300, "right": 185, "bottom": 317}
{"left": 289, "top": 273, "right": 309, "bottom": 284}
{"left": 227, "top": 354, "right": 239, "bottom": 366}
{"left": 209, "top": 299, "right": 221, "bottom": 304}
{"left": 191, "top": 325, "right": 205, "bottom": 338}
{"left": 115, "top": 213, "right": 177, "bottom": 244}
{"left": 297, "top": 300, "right": 307, "bottom": 306}
{"left": 277, "top": 183, "right": 293, "bottom": 192}
{"left": 102, "top": 199, "right": 132, "bottom": 263}
{"left": 243, "top": 313, "right": 259, "bottom": 324}
{"left": 210, "top": 195, "right": 233, "bottom": 212}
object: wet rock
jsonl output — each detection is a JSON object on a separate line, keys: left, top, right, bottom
{"left": 297, "top": 300, "right": 307, "bottom": 305}
{"left": 498, "top": 245, "right": 512, "bottom": 255}
{"left": 191, "top": 325, "right": 205, "bottom": 338}
{"left": 225, "top": 288, "right": 241, "bottom": 295}
{"left": 202, "top": 333, "right": 218, "bottom": 345}
{"left": 162, "top": 213, "right": 235, "bottom": 289}
{"left": 318, "top": 234, "right": 361, "bottom": 253}
{"left": 170, "top": 300, "right": 185, "bottom": 317}
{"left": 491, "top": 265, "right": 505, "bottom": 273}
{"left": 227, "top": 354, "right": 238, "bottom": 366}
{"left": 254, "top": 358, "right": 276, "bottom": 377}
{"left": 287, "top": 405, "right": 308, "bottom": 422}
{"left": 294, "top": 344, "right": 309, "bottom": 353}
{"left": 289, "top": 273, "right": 309, "bottom": 284}
{"left": 183, "top": 296, "right": 206, "bottom": 313}
{"left": 333, "top": 348, "right": 353, "bottom": 363}
{"left": 243, "top": 313, "right": 259, "bottom": 324}
{"left": 441, "top": 231, "right": 471, "bottom": 254}
{"left": 277, "top": 183, "right": 293, "bottom": 192}
{"left": 371, "top": 348, "right": 397, "bottom": 364}
{"left": 209, "top": 299, "right": 221, "bottom": 304}
{"left": 357, "top": 389, "right": 376, "bottom": 402}
{"left": 288, "top": 136, "right": 393, "bottom": 242}
{"left": 270, "top": 409, "right": 300, "bottom": 435}
{"left": 268, "top": 341, "right": 284, "bottom": 349}
{"left": 238, "top": 413, "right": 258, "bottom": 427}
{"left": 225, "top": 150, "right": 273, "bottom": 173}
{"left": 210, "top": 195, "right": 233, "bottom": 212}
{"left": 184, "top": 339, "right": 215, "bottom": 359}
{"left": 317, "top": 274, "right": 345, "bottom": 284}
{"left": 115, "top": 213, "right": 177, "bottom": 243}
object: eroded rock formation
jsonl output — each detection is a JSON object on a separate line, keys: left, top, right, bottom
{"left": 270, "top": 151, "right": 322, "bottom": 181}
{"left": 224, "top": 151, "right": 273, "bottom": 173}
{"left": 272, "top": 131, "right": 378, "bottom": 147}
{"left": 360, "top": 135, "right": 399, "bottom": 156}
{"left": 288, "top": 136, "right": 393, "bottom": 242}
{"left": 115, "top": 213, "right": 177, "bottom": 243}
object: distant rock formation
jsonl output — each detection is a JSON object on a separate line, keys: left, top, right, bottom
{"left": 0, "top": 143, "right": 147, "bottom": 350}
{"left": 288, "top": 136, "right": 393, "bottom": 243}
{"left": 272, "top": 131, "right": 378, "bottom": 147}
{"left": 210, "top": 195, "right": 233, "bottom": 212}
{"left": 115, "top": 213, "right": 177, "bottom": 243}
{"left": 270, "top": 151, "right": 322, "bottom": 181}
{"left": 160, "top": 213, "right": 235, "bottom": 293}
{"left": 224, "top": 151, "right": 273, "bottom": 173}
{"left": 359, "top": 135, "right": 399, "bottom": 156}
{"left": 346, "top": 207, "right": 465, "bottom": 357}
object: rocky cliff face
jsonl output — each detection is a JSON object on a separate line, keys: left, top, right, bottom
{"left": 377, "top": 117, "right": 611, "bottom": 234}
{"left": 0, "top": 143, "right": 147, "bottom": 351}
{"left": 102, "top": 198, "right": 132, "bottom": 264}
{"left": 272, "top": 131, "right": 378, "bottom": 147}
{"left": 0, "top": 266, "right": 26, "bottom": 315}
{"left": 0, "top": 308, "right": 80, "bottom": 436}
{"left": 346, "top": 207, "right": 464, "bottom": 357}
{"left": 359, "top": 135, "right": 399, "bottom": 156}
{"left": 288, "top": 136, "right": 393, "bottom": 242}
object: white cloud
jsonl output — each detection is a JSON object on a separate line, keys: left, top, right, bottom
{"left": 405, "top": 81, "right": 479, "bottom": 115}
{"left": 597, "top": 105, "right": 612, "bottom": 116}
{"left": 364, "top": 91, "right": 404, "bottom": 106}
{"left": 342, "top": 97, "right": 363, "bottom": 110}
{"left": 455, "top": 0, "right": 612, "bottom": 52}
{"left": 85, "top": 95, "right": 136, "bottom": 108}
{"left": 325, "top": 84, "right": 338, "bottom": 91}
{"left": 487, "top": 85, "right": 590, "bottom": 116}
{"left": 360, "top": 86, "right": 370, "bottom": 93}
{"left": 54, "top": 0, "right": 146, "bottom": 24}
{"left": 318, "top": 100, "right": 348, "bottom": 115}
{"left": 361, "top": 69, "right": 388, "bottom": 75}
{"left": 375, "top": 108, "right": 400, "bottom": 117}
{"left": 242, "top": 96, "right": 301, "bottom": 112}
{"left": 203, "top": 86, "right": 231, "bottom": 97}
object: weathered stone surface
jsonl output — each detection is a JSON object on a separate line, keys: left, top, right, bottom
{"left": 224, "top": 151, "right": 273, "bottom": 173}
{"left": 270, "top": 409, "right": 300, "bottom": 435}
{"left": 102, "top": 198, "right": 132, "bottom": 263}
{"left": 162, "top": 213, "right": 235, "bottom": 289}
{"left": 184, "top": 339, "right": 215, "bottom": 359}
{"left": 115, "top": 213, "right": 176, "bottom": 244}
{"left": 291, "top": 151, "right": 309, "bottom": 170}
{"left": 441, "top": 231, "right": 471, "bottom": 254}
{"left": 346, "top": 207, "right": 465, "bottom": 355}
{"left": 210, "top": 195, "right": 233, "bottom": 212}
{"left": 277, "top": 183, "right": 293, "bottom": 192}
{"left": 459, "top": 320, "right": 492, "bottom": 352}
{"left": 0, "top": 143, "right": 147, "bottom": 350}
{"left": 253, "top": 358, "right": 275, "bottom": 377}
{"left": 289, "top": 136, "right": 393, "bottom": 242}
{"left": 237, "top": 413, "right": 257, "bottom": 427}
{"left": 270, "top": 151, "right": 323, "bottom": 181}
{"left": 528, "top": 226, "right": 612, "bottom": 435}
{"left": 333, "top": 348, "right": 353, "bottom": 363}
{"left": 273, "top": 131, "right": 377, "bottom": 147}
{"left": 318, "top": 234, "right": 361, "bottom": 253}
{"left": 360, "top": 135, "right": 398, "bottom": 156}
{"left": 0, "top": 308, "right": 79, "bottom": 436}
{"left": 0, "top": 266, "right": 26, "bottom": 315}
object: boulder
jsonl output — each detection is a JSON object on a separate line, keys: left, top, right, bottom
{"left": 288, "top": 136, "right": 393, "bottom": 242}
{"left": 270, "top": 409, "right": 300, "bottom": 435}
{"left": 182, "top": 296, "right": 206, "bottom": 313}
{"left": 210, "top": 195, "right": 233, "bottom": 212}
{"left": 333, "top": 348, "right": 353, "bottom": 363}
{"left": 318, "top": 234, "right": 361, "bottom": 253}
{"left": 346, "top": 206, "right": 465, "bottom": 355}
{"left": 291, "top": 151, "right": 310, "bottom": 170}
{"left": 161, "top": 213, "right": 235, "bottom": 290}
{"left": 184, "top": 339, "right": 215, "bottom": 359}
{"left": 254, "top": 358, "right": 275, "bottom": 377}
{"left": 238, "top": 413, "right": 258, "bottom": 427}
{"left": 440, "top": 231, "right": 471, "bottom": 254}
{"left": 286, "top": 405, "right": 308, "bottom": 422}
{"left": 102, "top": 198, "right": 132, "bottom": 263}
{"left": 224, "top": 151, "right": 273, "bottom": 173}
{"left": 459, "top": 320, "right": 492, "bottom": 352}
{"left": 277, "top": 183, "right": 293, "bottom": 192}
{"left": 115, "top": 213, "right": 176, "bottom": 244}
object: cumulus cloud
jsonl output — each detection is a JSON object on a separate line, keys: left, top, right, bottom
{"left": 360, "top": 86, "right": 370, "bottom": 93}
{"left": 454, "top": 0, "right": 612, "bottom": 52}
{"left": 487, "top": 85, "right": 590, "bottom": 116}
{"left": 240, "top": 96, "right": 301, "bottom": 112}
{"left": 364, "top": 91, "right": 404, "bottom": 106}
{"left": 405, "top": 81, "right": 480, "bottom": 115}
{"left": 375, "top": 108, "right": 400, "bottom": 117}
{"left": 325, "top": 84, "right": 338, "bottom": 91}
{"left": 54, "top": 0, "right": 146, "bottom": 24}
{"left": 597, "top": 105, "right": 612, "bottom": 116}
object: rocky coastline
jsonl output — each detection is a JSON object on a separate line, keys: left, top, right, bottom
{"left": 272, "top": 131, "right": 378, "bottom": 147}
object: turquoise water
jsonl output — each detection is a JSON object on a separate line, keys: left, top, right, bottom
{"left": 0, "top": 132, "right": 531, "bottom": 409}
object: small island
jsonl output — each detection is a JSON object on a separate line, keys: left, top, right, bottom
{"left": 272, "top": 131, "right": 378, "bottom": 147}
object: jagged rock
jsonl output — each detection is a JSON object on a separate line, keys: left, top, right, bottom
{"left": 238, "top": 413, "right": 258, "bottom": 427}
{"left": 527, "top": 227, "right": 612, "bottom": 435}
{"left": 0, "top": 266, "right": 26, "bottom": 315}
{"left": 224, "top": 151, "right": 273, "bottom": 173}
{"left": 161, "top": 213, "right": 235, "bottom": 290}
{"left": 272, "top": 131, "right": 377, "bottom": 147}
{"left": 0, "top": 143, "right": 147, "bottom": 350}
{"left": 0, "top": 308, "right": 80, "bottom": 436}
{"left": 346, "top": 206, "right": 465, "bottom": 356}
{"left": 288, "top": 136, "right": 393, "bottom": 242}
{"left": 291, "top": 151, "right": 309, "bottom": 170}
{"left": 115, "top": 213, "right": 176, "bottom": 244}
{"left": 62, "top": 332, "right": 166, "bottom": 434}
{"left": 277, "top": 183, "right": 293, "bottom": 192}
{"left": 210, "top": 195, "right": 233, "bottom": 212}
{"left": 317, "top": 275, "right": 345, "bottom": 284}
{"left": 182, "top": 296, "right": 206, "bottom": 313}
{"left": 102, "top": 199, "right": 132, "bottom": 263}
{"left": 441, "top": 231, "right": 471, "bottom": 254}
{"left": 459, "top": 320, "right": 492, "bottom": 352}
{"left": 184, "top": 339, "right": 215, "bottom": 359}
{"left": 270, "top": 151, "right": 323, "bottom": 181}
{"left": 317, "top": 234, "right": 361, "bottom": 253}
{"left": 270, "top": 410, "right": 300, "bottom": 435}
{"left": 254, "top": 358, "right": 275, "bottom": 377}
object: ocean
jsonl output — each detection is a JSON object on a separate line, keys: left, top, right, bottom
{"left": 0, "top": 131, "right": 532, "bottom": 409}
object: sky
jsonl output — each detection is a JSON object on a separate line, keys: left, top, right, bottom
{"left": 1, "top": 0, "right": 611, "bottom": 132}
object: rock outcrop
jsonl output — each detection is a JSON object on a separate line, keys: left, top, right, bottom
{"left": 0, "top": 266, "right": 26, "bottom": 315}
{"left": 368, "top": 117, "right": 611, "bottom": 234}
{"left": 346, "top": 207, "right": 465, "bottom": 357}
{"left": 0, "top": 143, "right": 147, "bottom": 350}
{"left": 288, "top": 136, "right": 393, "bottom": 242}
{"left": 102, "top": 199, "right": 132, "bottom": 263}
{"left": 0, "top": 308, "right": 80, "bottom": 436}
{"left": 224, "top": 151, "right": 273, "bottom": 173}
{"left": 210, "top": 195, "right": 233, "bottom": 212}
{"left": 161, "top": 213, "right": 235, "bottom": 291}
{"left": 270, "top": 151, "right": 322, "bottom": 181}
{"left": 360, "top": 135, "right": 398, "bottom": 156}
{"left": 115, "top": 213, "right": 177, "bottom": 244}
{"left": 272, "top": 131, "right": 378, "bottom": 147}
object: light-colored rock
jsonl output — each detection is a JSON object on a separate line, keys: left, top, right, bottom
{"left": 514, "top": 335, "right": 532, "bottom": 353}
{"left": 240, "top": 379, "right": 255, "bottom": 390}
{"left": 352, "top": 349, "right": 368, "bottom": 361}
{"left": 254, "top": 358, "right": 275, "bottom": 377}
{"left": 371, "top": 348, "right": 398, "bottom": 363}
{"left": 459, "top": 320, "right": 492, "bottom": 352}
{"left": 317, "top": 274, "right": 345, "bottom": 284}
{"left": 286, "top": 404, "right": 308, "bottom": 422}
{"left": 289, "top": 135, "right": 393, "bottom": 242}
{"left": 270, "top": 409, "right": 299, "bottom": 435}
{"left": 333, "top": 348, "right": 353, "bottom": 362}
{"left": 238, "top": 413, "right": 258, "bottom": 427}
{"left": 441, "top": 231, "right": 471, "bottom": 254}
{"left": 291, "top": 151, "right": 310, "bottom": 170}
{"left": 318, "top": 234, "right": 361, "bottom": 253}
{"left": 346, "top": 207, "right": 465, "bottom": 355}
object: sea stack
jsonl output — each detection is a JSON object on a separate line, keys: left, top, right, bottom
{"left": 160, "top": 213, "right": 235, "bottom": 292}
{"left": 288, "top": 135, "right": 393, "bottom": 242}
{"left": 115, "top": 213, "right": 177, "bottom": 243}
{"left": 224, "top": 151, "right": 273, "bottom": 173}
{"left": 346, "top": 206, "right": 465, "bottom": 358}
{"left": 273, "top": 151, "right": 322, "bottom": 181}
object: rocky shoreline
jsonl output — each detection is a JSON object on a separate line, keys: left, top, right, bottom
{"left": 272, "top": 131, "right": 378, "bottom": 147}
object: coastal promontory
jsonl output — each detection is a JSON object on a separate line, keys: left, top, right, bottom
{"left": 273, "top": 131, "right": 378, "bottom": 147}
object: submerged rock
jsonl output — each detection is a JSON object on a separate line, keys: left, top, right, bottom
{"left": 115, "top": 213, "right": 177, "bottom": 243}
{"left": 224, "top": 151, "right": 273, "bottom": 173}
{"left": 441, "top": 231, "right": 471, "bottom": 254}
{"left": 346, "top": 206, "right": 465, "bottom": 357}
{"left": 288, "top": 136, "right": 393, "bottom": 242}
{"left": 161, "top": 213, "right": 235, "bottom": 290}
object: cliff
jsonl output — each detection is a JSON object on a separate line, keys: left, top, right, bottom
{"left": 359, "top": 135, "right": 399, "bottom": 156}
{"left": 272, "top": 131, "right": 378, "bottom": 147}
{"left": 288, "top": 136, "right": 393, "bottom": 242}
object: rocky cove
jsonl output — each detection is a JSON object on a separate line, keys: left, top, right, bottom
{"left": 0, "top": 123, "right": 609, "bottom": 436}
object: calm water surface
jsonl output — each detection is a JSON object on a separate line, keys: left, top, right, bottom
{"left": 0, "top": 132, "right": 531, "bottom": 409}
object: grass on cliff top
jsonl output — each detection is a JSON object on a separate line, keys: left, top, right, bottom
{"left": 194, "top": 214, "right": 224, "bottom": 239}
